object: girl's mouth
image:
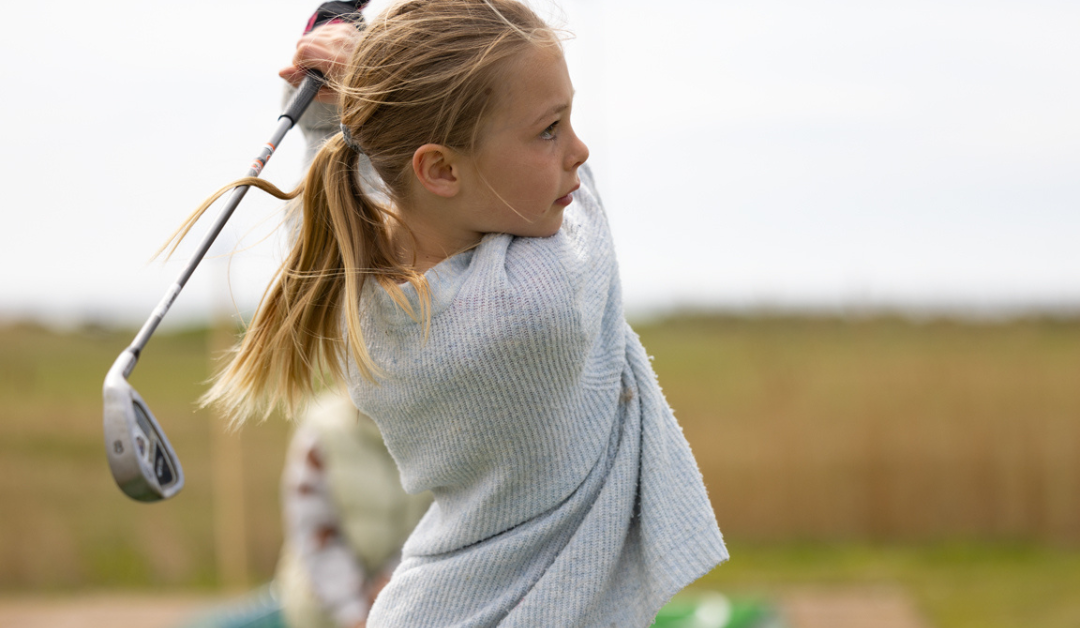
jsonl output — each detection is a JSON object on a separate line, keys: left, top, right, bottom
{"left": 555, "top": 184, "right": 580, "bottom": 207}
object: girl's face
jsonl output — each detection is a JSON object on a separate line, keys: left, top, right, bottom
{"left": 460, "top": 46, "right": 590, "bottom": 238}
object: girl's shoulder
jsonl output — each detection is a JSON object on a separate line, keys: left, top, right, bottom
{"left": 519, "top": 162, "right": 612, "bottom": 281}
{"left": 578, "top": 163, "right": 601, "bottom": 205}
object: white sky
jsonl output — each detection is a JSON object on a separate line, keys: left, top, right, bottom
{"left": 1, "top": 0, "right": 1078, "bottom": 328}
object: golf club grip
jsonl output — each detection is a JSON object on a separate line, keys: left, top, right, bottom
{"left": 280, "top": 70, "right": 327, "bottom": 125}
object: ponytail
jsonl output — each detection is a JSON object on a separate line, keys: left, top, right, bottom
{"left": 192, "top": 135, "right": 429, "bottom": 424}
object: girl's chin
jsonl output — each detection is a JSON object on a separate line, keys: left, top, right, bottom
{"left": 538, "top": 208, "right": 566, "bottom": 236}
{"left": 506, "top": 211, "right": 564, "bottom": 238}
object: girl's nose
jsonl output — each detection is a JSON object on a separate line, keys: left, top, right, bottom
{"left": 567, "top": 129, "right": 589, "bottom": 170}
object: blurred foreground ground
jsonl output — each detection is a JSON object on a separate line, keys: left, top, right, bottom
{"left": 0, "top": 594, "right": 209, "bottom": 628}
{"left": 5, "top": 541, "right": 1079, "bottom": 627}
{"left": 0, "top": 587, "right": 929, "bottom": 628}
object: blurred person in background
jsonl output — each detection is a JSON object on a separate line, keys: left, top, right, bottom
{"left": 275, "top": 391, "right": 431, "bottom": 628}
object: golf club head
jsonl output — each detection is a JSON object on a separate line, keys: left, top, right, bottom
{"left": 103, "top": 351, "right": 184, "bottom": 501}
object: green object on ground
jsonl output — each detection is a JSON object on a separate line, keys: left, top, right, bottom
{"left": 653, "top": 592, "right": 780, "bottom": 628}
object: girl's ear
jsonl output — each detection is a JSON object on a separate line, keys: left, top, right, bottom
{"left": 412, "top": 144, "right": 461, "bottom": 198}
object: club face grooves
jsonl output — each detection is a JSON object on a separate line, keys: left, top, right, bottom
{"left": 103, "top": 352, "right": 184, "bottom": 502}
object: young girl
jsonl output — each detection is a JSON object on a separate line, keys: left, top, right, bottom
{"left": 174, "top": 0, "right": 727, "bottom": 624}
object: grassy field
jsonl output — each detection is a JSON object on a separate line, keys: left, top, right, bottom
{"left": 643, "top": 314, "right": 1080, "bottom": 543}
{"left": 1, "top": 314, "right": 1078, "bottom": 627}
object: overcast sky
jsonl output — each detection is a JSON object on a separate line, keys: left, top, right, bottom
{"left": 2, "top": 0, "right": 1078, "bottom": 328}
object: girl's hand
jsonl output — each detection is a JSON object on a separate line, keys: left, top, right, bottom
{"left": 367, "top": 572, "right": 391, "bottom": 608}
{"left": 279, "top": 21, "right": 362, "bottom": 103}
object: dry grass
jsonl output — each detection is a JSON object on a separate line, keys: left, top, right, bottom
{"left": 0, "top": 322, "right": 291, "bottom": 590}
{"left": 634, "top": 314, "right": 1080, "bottom": 544}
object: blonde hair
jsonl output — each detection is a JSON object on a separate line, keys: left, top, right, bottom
{"left": 163, "top": 0, "right": 557, "bottom": 423}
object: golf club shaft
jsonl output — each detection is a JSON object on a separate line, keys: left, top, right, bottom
{"left": 122, "top": 72, "right": 325, "bottom": 377}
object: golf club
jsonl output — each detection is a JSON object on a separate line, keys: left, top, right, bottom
{"left": 103, "top": 70, "right": 325, "bottom": 502}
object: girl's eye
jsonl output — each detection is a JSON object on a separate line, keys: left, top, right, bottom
{"left": 541, "top": 121, "right": 559, "bottom": 140}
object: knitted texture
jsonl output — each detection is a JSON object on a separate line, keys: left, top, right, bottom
{"left": 347, "top": 165, "right": 727, "bottom": 627}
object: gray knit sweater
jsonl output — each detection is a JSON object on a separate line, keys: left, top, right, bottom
{"left": 346, "top": 166, "right": 727, "bottom": 627}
